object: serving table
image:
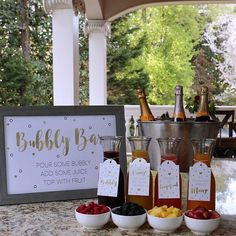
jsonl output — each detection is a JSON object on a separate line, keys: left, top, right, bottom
{"left": 0, "top": 158, "right": 235, "bottom": 236}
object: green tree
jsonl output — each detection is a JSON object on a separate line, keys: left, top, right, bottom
{"left": 1, "top": 2, "right": 233, "bottom": 107}
{"left": 186, "top": 5, "right": 236, "bottom": 113}
{"left": 107, "top": 6, "right": 207, "bottom": 105}
{"left": 139, "top": 6, "right": 205, "bottom": 105}
{"left": 0, "top": 0, "right": 53, "bottom": 105}
{"left": 107, "top": 13, "right": 149, "bottom": 104}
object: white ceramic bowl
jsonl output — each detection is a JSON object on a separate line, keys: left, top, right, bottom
{"left": 75, "top": 208, "right": 110, "bottom": 229}
{"left": 111, "top": 207, "right": 146, "bottom": 231}
{"left": 184, "top": 213, "right": 220, "bottom": 235}
{"left": 147, "top": 213, "right": 183, "bottom": 233}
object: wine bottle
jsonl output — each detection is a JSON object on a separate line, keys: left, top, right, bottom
{"left": 137, "top": 89, "right": 155, "bottom": 121}
{"left": 195, "top": 86, "right": 211, "bottom": 122}
{"left": 173, "top": 85, "right": 186, "bottom": 122}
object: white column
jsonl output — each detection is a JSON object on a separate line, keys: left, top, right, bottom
{"left": 43, "top": 0, "right": 80, "bottom": 105}
{"left": 85, "top": 20, "right": 111, "bottom": 105}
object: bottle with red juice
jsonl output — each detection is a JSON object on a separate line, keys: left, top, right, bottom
{"left": 155, "top": 137, "right": 182, "bottom": 209}
{"left": 97, "top": 136, "right": 125, "bottom": 209}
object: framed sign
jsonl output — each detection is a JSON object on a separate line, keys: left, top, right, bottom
{"left": 0, "top": 106, "right": 126, "bottom": 205}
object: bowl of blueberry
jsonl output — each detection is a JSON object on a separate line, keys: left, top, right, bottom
{"left": 75, "top": 201, "right": 110, "bottom": 229}
{"left": 111, "top": 202, "right": 146, "bottom": 231}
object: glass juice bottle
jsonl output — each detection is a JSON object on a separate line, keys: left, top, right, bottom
{"left": 187, "top": 138, "right": 216, "bottom": 210}
{"left": 155, "top": 138, "right": 182, "bottom": 209}
{"left": 127, "top": 136, "right": 153, "bottom": 210}
{"left": 98, "top": 136, "right": 125, "bottom": 209}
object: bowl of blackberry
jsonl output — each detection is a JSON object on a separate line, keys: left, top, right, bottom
{"left": 111, "top": 202, "right": 146, "bottom": 231}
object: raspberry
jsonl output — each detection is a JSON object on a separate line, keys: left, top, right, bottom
{"left": 76, "top": 202, "right": 109, "bottom": 215}
{"left": 76, "top": 204, "right": 86, "bottom": 212}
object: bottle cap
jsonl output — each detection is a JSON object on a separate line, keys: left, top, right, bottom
{"left": 137, "top": 89, "right": 146, "bottom": 99}
{"left": 175, "top": 85, "right": 183, "bottom": 95}
{"left": 201, "top": 86, "right": 208, "bottom": 95}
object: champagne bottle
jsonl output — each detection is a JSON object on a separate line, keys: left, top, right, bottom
{"left": 137, "top": 89, "right": 155, "bottom": 121}
{"left": 173, "top": 85, "right": 186, "bottom": 122}
{"left": 195, "top": 86, "right": 211, "bottom": 122}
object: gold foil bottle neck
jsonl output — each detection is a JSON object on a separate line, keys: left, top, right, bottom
{"left": 195, "top": 86, "right": 210, "bottom": 121}
{"left": 137, "top": 88, "right": 155, "bottom": 121}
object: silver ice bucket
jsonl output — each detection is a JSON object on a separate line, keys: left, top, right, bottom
{"left": 139, "top": 120, "right": 219, "bottom": 172}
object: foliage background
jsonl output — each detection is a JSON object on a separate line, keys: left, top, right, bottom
{"left": 0, "top": 0, "right": 52, "bottom": 105}
{"left": 0, "top": 1, "right": 235, "bottom": 107}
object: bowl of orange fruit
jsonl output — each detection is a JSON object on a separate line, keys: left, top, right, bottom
{"left": 147, "top": 205, "right": 183, "bottom": 233}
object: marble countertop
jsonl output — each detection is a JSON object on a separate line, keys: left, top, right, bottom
{"left": 0, "top": 200, "right": 235, "bottom": 236}
{"left": 0, "top": 158, "right": 235, "bottom": 236}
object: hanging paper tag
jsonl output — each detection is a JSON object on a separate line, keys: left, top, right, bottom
{"left": 97, "top": 159, "right": 120, "bottom": 197}
{"left": 128, "top": 158, "right": 150, "bottom": 196}
{"left": 188, "top": 162, "right": 211, "bottom": 201}
{"left": 158, "top": 160, "right": 180, "bottom": 199}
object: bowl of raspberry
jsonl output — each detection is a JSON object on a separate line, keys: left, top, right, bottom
{"left": 75, "top": 201, "right": 110, "bottom": 229}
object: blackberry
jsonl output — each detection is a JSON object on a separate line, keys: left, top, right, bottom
{"left": 113, "top": 202, "right": 145, "bottom": 216}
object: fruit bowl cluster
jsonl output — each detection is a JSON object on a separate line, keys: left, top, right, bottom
{"left": 75, "top": 202, "right": 221, "bottom": 234}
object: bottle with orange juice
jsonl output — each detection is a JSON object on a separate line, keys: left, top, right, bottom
{"left": 187, "top": 138, "right": 216, "bottom": 210}
{"left": 127, "top": 136, "right": 153, "bottom": 210}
